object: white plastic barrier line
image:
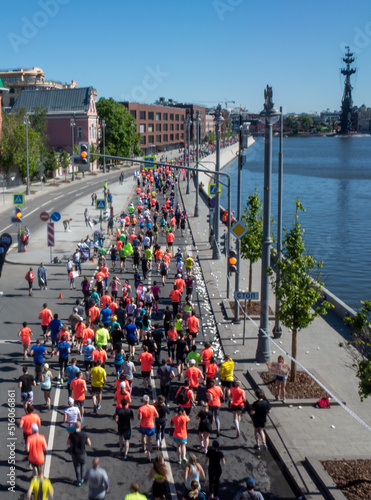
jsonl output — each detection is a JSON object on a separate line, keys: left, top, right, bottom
{"left": 237, "top": 303, "right": 371, "bottom": 433}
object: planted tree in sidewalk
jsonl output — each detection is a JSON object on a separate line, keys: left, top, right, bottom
{"left": 43, "top": 150, "right": 59, "bottom": 177}
{"left": 269, "top": 199, "right": 333, "bottom": 382}
{"left": 341, "top": 301, "right": 371, "bottom": 401}
{"left": 240, "top": 188, "right": 263, "bottom": 304}
{"left": 58, "top": 150, "right": 70, "bottom": 182}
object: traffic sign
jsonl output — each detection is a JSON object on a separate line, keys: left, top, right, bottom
{"left": 234, "top": 291, "right": 259, "bottom": 301}
{"left": 210, "top": 197, "right": 216, "bottom": 207}
{"left": 13, "top": 193, "right": 25, "bottom": 206}
{"left": 208, "top": 183, "right": 222, "bottom": 197}
{"left": 50, "top": 211, "right": 61, "bottom": 222}
{"left": 0, "top": 233, "right": 12, "bottom": 252}
{"left": 47, "top": 223, "right": 55, "bottom": 247}
{"left": 40, "top": 211, "right": 49, "bottom": 221}
{"left": 96, "top": 199, "right": 106, "bottom": 210}
{"left": 231, "top": 221, "right": 248, "bottom": 239}
{"left": 143, "top": 156, "right": 156, "bottom": 169}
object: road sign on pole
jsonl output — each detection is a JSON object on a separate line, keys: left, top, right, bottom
{"left": 40, "top": 212, "right": 49, "bottom": 222}
{"left": 234, "top": 291, "right": 259, "bottom": 301}
{"left": 13, "top": 193, "right": 25, "bottom": 206}
{"left": 50, "top": 211, "right": 61, "bottom": 222}
{"left": 231, "top": 221, "right": 248, "bottom": 240}
{"left": 143, "top": 156, "right": 156, "bottom": 169}
{"left": 208, "top": 183, "right": 222, "bottom": 197}
{"left": 96, "top": 199, "right": 106, "bottom": 210}
{"left": 210, "top": 197, "right": 216, "bottom": 208}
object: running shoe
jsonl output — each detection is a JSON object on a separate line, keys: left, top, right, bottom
{"left": 97, "top": 404, "right": 101, "bottom": 410}
{"left": 254, "top": 444, "right": 261, "bottom": 450}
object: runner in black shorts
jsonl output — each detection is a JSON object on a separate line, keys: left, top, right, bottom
{"left": 175, "top": 332, "right": 188, "bottom": 380}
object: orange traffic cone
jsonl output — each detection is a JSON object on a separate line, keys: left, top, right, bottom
{"left": 92, "top": 257, "right": 95, "bottom": 263}
{"left": 58, "top": 292, "right": 63, "bottom": 299}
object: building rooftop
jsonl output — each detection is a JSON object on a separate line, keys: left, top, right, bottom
{"left": 12, "top": 87, "right": 94, "bottom": 114}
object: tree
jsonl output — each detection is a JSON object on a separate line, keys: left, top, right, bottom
{"left": 96, "top": 98, "right": 141, "bottom": 158}
{"left": 342, "top": 301, "right": 371, "bottom": 401}
{"left": 0, "top": 107, "right": 46, "bottom": 179}
{"left": 43, "top": 150, "right": 59, "bottom": 177}
{"left": 58, "top": 150, "right": 70, "bottom": 181}
{"left": 240, "top": 188, "right": 263, "bottom": 302}
{"left": 269, "top": 199, "right": 333, "bottom": 382}
{"left": 299, "top": 113, "right": 313, "bottom": 132}
{"left": 285, "top": 115, "right": 299, "bottom": 134}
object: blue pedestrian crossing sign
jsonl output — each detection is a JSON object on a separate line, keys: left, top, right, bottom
{"left": 96, "top": 199, "right": 106, "bottom": 210}
{"left": 13, "top": 193, "right": 25, "bottom": 206}
{"left": 208, "top": 183, "right": 222, "bottom": 197}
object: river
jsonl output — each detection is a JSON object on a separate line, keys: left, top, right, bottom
{"left": 221, "top": 135, "right": 371, "bottom": 310}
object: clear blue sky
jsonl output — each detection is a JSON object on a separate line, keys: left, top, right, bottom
{"left": 1, "top": 0, "right": 370, "bottom": 113}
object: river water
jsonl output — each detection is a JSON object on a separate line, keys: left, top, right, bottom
{"left": 221, "top": 135, "right": 371, "bottom": 310}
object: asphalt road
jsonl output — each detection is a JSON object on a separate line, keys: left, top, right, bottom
{"left": 0, "top": 167, "right": 297, "bottom": 499}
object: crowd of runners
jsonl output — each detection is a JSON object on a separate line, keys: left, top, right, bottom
{"left": 17, "top": 162, "right": 269, "bottom": 500}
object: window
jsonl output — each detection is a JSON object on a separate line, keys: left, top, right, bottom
{"left": 130, "top": 110, "right": 137, "bottom": 119}
{"left": 176, "top": 133, "right": 179, "bottom": 140}
{"left": 140, "top": 110, "right": 146, "bottom": 120}
{"left": 163, "top": 113, "right": 168, "bottom": 120}
{"left": 175, "top": 114, "right": 179, "bottom": 121}
{"left": 77, "top": 126, "right": 83, "bottom": 139}
{"left": 163, "top": 134, "right": 168, "bottom": 142}
{"left": 156, "top": 124, "right": 161, "bottom": 132}
{"left": 139, "top": 124, "right": 146, "bottom": 133}
{"left": 140, "top": 136, "right": 146, "bottom": 145}
{"left": 176, "top": 124, "right": 179, "bottom": 131}
{"left": 156, "top": 134, "right": 161, "bottom": 143}
{"left": 170, "top": 124, "right": 174, "bottom": 131}
{"left": 148, "top": 135, "right": 154, "bottom": 144}
{"left": 156, "top": 112, "right": 161, "bottom": 121}
{"left": 181, "top": 124, "right": 184, "bottom": 130}
{"left": 170, "top": 134, "right": 174, "bottom": 141}
{"left": 148, "top": 124, "right": 154, "bottom": 132}
{"left": 163, "top": 124, "right": 168, "bottom": 131}
{"left": 148, "top": 112, "right": 154, "bottom": 120}
{"left": 181, "top": 133, "right": 184, "bottom": 140}
{"left": 9, "top": 97, "right": 14, "bottom": 105}
{"left": 170, "top": 113, "right": 174, "bottom": 120}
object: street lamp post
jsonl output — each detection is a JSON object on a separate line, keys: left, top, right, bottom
{"left": 273, "top": 107, "right": 284, "bottom": 338}
{"left": 194, "top": 110, "right": 201, "bottom": 217}
{"left": 23, "top": 115, "right": 31, "bottom": 195}
{"left": 256, "top": 85, "right": 281, "bottom": 363}
{"left": 185, "top": 112, "right": 192, "bottom": 195}
{"left": 130, "top": 121, "right": 134, "bottom": 161}
{"left": 70, "top": 118, "right": 75, "bottom": 181}
{"left": 102, "top": 119, "right": 106, "bottom": 173}
{"left": 212, "top": 104, "right": 224, "bottom": 260}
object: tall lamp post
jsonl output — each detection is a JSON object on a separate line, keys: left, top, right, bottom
{"left": 185, "top": 111, "right": 191, "bottom": 194}
{"left": 256, "top": 86, "right": 280, "bottom": 363}
{"left": 102, "top": 119, "right": 106, "bottom": 173}
{"left": 23, "top": 115, "right": 31, "bottom": 195}
{"left": 273, "top": 107, "right": 284, "bottom": 338}
{"left": 212, "top": 104, "right": 224, "bottom": 260}
{"left": 70, "top": 118, "right": 75, "bottom": 181}
{"left": 194, "top": 110, "right": 201, "bottom": 217}
{"left": 130, "top": 121, "right": 135, "bottom": 160}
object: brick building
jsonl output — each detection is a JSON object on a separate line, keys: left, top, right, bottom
{"left": 121, "top": 102, "right": 186, "bottom": 155}
{"left": 0, "top": 78, "right": 9, "bottom": 135}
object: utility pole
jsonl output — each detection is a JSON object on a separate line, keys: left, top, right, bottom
{"left": 194, "top": 110, "right": 201, "bottom": 217}
{"left": 234, "top": 114, "right": 243, "bottom": 322}
{"left": 212, "top": 104, "right": 223, "bottom": 260}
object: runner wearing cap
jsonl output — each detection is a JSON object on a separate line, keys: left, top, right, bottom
{"left": 64, "top": 397, "right": 81, "bottom": 433}
{"left": 233, "top": 477, "right": 264, "bottom": 500}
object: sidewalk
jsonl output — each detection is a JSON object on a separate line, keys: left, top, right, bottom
{"left": 180, "top": 144, "right": 371, "bottom": 499}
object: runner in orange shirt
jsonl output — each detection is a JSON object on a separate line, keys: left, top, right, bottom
{"left": 169, "top": 286, "right": 182, "bottom": 315}
{"left": 155, "top": 247, "right": 163, "bottom": 271}
{"left": 70, "top": 371, "right": 87, "bottom": 418}
{"left": 38, "top": 303, "right": 52, "bottom": 344}
{"left": 82, "top": 326, "right": 94, "bottom": 345}
{"left": 138, "top": 395, "right": 159, "bottom": 462}
{"left": 18, "top": 321, "right": 33, "bottom": 359}
{"left": 166, "top": 231, "right": 175, "bottom": 256}
{"left": 171, "top": 407, "right": 190, "bottom": 464}
{"left": 206, "top": 379, "right": 223, "bottom": 437}
{"left": 138, "top": 345, "right": 153, "bottom": 392}
{"left": 26, "top": 424, "right": 47, "bottom": 477}
{"left": 89, "top": 305, "right": 100, "bottom": 326}
{"left": 229, "top": 380, "right": 246, "bottom": 438}
{"left": 92, "top": 347, "right": 108, "bottom": 367}
{"left": 201, "top": 341, "right": 213, "bottom": 373}
{"left": 75, "top": 319, "right": 86, "bottom": 355}
{"left": 206, "top": 356, "right": 219, "bottom": 388}
{"left": 184, "top": 359, "right": 204, "bottom": 397}
{"left": 19, "top": 404, "right": 41, "bottom": 447}
{"left": 187, "top": 312, "right": 200, "bottom": 346}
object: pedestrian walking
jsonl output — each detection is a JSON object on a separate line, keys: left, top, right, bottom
{"left": 233, "top": 477, "right": 264, "bottom": 500}
{"left": 205, "top": 440, "right": 225, "bottom": 500}
{"left": 250, "top": 389, "right": 271, "bottom": 451}
{"left": 83, "top": 458, "right": 109, "bottom": 499}
{"left": 37, "top": 262, "right": 48, "bottom": 290}
{"left": 67, "top": 421, "right": 91, "bottom": 486}
{"left": 25, "top": 267, "right": 35, "bottom": 296}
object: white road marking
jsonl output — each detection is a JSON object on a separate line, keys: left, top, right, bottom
{"left": 41, "top": 201, "right": 52, "bottom": 207}
{"left": 44, "top": 385, "right": 61, "bottom": 477}
{"left": 54, "top": 195, "right": 64, "bottom": 200}
{"left": 0, "top": 224, "right": 12, "bottom": 232}
{"left": 23, "top": 207, "right": 40, "bottom": 218}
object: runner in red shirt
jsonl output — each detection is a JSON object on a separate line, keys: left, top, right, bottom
{"left": 201, "top": 341, "right": 213, "bottom": 373}
{"left": 70, "top": 371, "right": 87, "bottom": 418}
{"left": 138, "top": 395, "right": 159, "bottom": 462}
{"left": 166, "top": 231, "right": 175, "bottom": 255}
{"left": 206, "top": 357, "right": 219, "bottom": 388}
{"left": 92, "top": 347, "right": 108, "bottom": 367}
{"left": 169, "top": 286, "right": 182, "bottom": 315}
{"left": 39, "top": 304, "right": 52, "bottom": 344}
{"left": 138, "top": 346, "right": 153, "bottom": 391}
{"left": 184, "top": 360, "right": 204, "bottom": 396}
{"left": 26, "top": 425, "right": 47, "bottom": 476}
{"left": 82, "top": 326, "right": 94, "bottom": 345}
{"left": 19, "top": 405, "right": 41, "bottom": 445}
{"left": 18, "top": 321, "right": 33, "bottom": 359}
{"left": 187, "top": 312, "right": 200, "bottom": 346}
{"left": 171, "top": 407, "right": 190, "bottom": 463}
{"left": 229, "top": 380, "right": 246, "bottom": 437}
{"left": 206, "top": 379, "right": 223, "bottom": 436}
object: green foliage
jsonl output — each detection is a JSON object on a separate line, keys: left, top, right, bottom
{"left": 285, "top": 115, "right": 299, "bottom": 134}
{"left": 43, "top": 150, "right": 59, "bottom": 177}
{"left": 89, "top": 142, "right": 100, "bottom": 164}
{"left": 241, "top": 188, "right": 263, "bottom": 264}
{"left": 59, "top": 150, "right": 70, "bottom": 171}
{"left": 96, "top": 98, "right": 141, "bottom": 158}
{"left": 299, "top": 113, "right": 313, "bottom": 131}
{"left": 0, "top": 107, "right": 46, "bottom": 179}
{"left": 270, "top": 199, "right": 333, "bottom": 381}
{"left": 343, "top": 301, "right": 371, "bottom": 401}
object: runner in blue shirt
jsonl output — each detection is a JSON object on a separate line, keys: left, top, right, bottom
{"left": 124, "top": 320, "right": 137, "bottom": 359}
{"left": 30, "top": 339, "right": 47, "bottom": 384}
{"left": 100, "top": 307, "right": 112, "bottom": 327}
{"left": 65, "top": 358, "right": 80, "bottom": 397}
{"left": 53, "top": 335, "right": 71, "bottom": 383}
{"left": 48, "top": 314, "right": 63, "bottom": 348}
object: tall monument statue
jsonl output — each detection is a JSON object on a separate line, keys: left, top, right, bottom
{"left": 340, "top": 46, "right": 356, "bottom": 134}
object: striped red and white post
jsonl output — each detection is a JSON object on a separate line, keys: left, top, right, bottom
{"left": 47, "top": 223, "right": 55, "bottom": 247}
